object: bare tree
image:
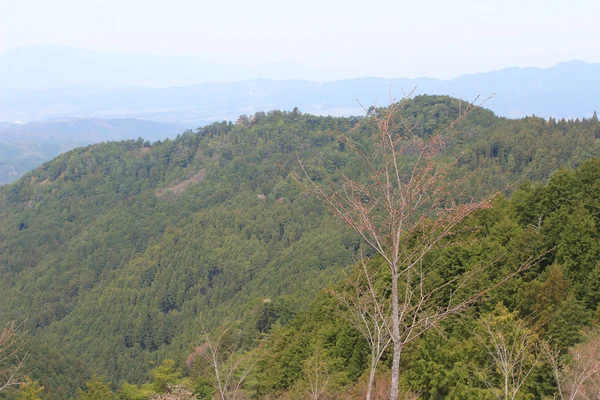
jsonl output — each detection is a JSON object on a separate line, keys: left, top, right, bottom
{"left": 330, "top": 257, "right": 392, "bottom": 400}
{"left": 198, "top": 322, "right": 264, "bottom": 400}
{"left": 302, "top": 346, "right": 332, "bottom": 400}
{"left": 542, "top": 333, "right": 600, "bottom": 400}
{"left": 0, "top": 321, "right": 26, "bottom": 392}
{"left": 293, "top": 95, "right": 535, "bottom": 400}
{"left": 475, "top": 311, "right": 539, "bottom": 400}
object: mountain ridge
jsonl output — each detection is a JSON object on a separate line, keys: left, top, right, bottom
{"left": 2, "top": 48, "right": 599, "bottom": 124}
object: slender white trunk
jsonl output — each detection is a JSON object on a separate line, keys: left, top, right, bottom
{"left": 390, "top": 271, "right": 400, "bottom": 400}
{"left": 366, "top": 352, "right": 377, "bottom": 400}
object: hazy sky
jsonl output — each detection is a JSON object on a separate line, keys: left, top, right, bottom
{"left": 1, "top": 0, "right": 599, "bottom": 79}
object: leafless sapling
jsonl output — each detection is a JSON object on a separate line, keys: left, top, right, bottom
{"left": 294, "top": 94, "right": 537, "bottom": 400}
{"left": 0, "top": 321, "right": 26, "bottom": 392}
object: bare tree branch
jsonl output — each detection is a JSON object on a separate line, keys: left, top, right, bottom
{"left": 330, "top": 257, "right": 393, "bottom": 400}
{"left": 302, "top": 346, "right": 332, "bottom": 400}
{"left": 198, "top": 320, "right": 266, "bottom": 400}
{"left": 475, "top": 311, "right": 539, "bottom": 400}
{"left": 0, "top": 320, "right": 26, "bottom": 392}
{"left": 542, "top": 332, "right": 600, "bottom": 400}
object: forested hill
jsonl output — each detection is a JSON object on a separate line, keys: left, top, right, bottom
{"left": 0, "top": 95, "right": 599, "bottom": 398}
{"left": 239, "top": 158, "right": 600, "bottom": 399}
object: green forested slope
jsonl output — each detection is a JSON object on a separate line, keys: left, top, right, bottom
{"left": 0, "top": 112, "right": 363, "bottom": 397}
{"left": 243, "top": 158, "right": 600, "bottom": 399}
{"left": 0, "top": 96, "right": 598, "bottom": 398}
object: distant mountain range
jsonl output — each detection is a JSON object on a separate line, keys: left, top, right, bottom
{"left": 1, "top": 46, "right": 599, "bottom": 123}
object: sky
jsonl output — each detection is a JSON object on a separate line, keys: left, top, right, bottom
{"left": 1, "top": 0, "right": 599, "bottom": 79}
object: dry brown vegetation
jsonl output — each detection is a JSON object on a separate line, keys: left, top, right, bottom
{"left": 155, "top": 168, "right": 206, "bottom": 198}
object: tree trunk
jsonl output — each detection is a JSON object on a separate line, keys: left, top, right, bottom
{"left": 390, "top": 271, "right": 401, "bottom": 400}
{"left": 366, "top": 353, "right": 377, "bottom": 400}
